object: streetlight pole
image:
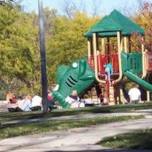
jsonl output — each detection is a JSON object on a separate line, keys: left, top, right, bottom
{"left": 38, "top": 0, "right": 48, "bottom": 113}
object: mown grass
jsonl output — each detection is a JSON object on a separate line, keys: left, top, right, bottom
{"left": 0, "top": 115, "right": 142, "bottom": 139}
{"left": 98, "top": 129, "right": 152, "bottom": 149}
{"left": 0, "top": 102, "right": 152, "bottom": 123}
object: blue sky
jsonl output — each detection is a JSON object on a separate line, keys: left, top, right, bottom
{"left": 21, "top": 0, "right": 152, "bottom": 16}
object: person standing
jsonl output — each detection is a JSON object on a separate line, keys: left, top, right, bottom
{"left": 128, "top": 87, "right": 141, "bottom": 104}
{"left": 104, "top": 62, "right": 113, "bottom": 85}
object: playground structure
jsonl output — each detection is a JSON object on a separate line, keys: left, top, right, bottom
{"left": 52, "top": 60, "right": 95, "bottom": 108}
{"left": 52, "top": 10, "right": 152, "bottom": 108}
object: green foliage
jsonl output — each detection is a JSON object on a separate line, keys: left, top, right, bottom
{"left": 0, "top": 4, "right": 40, "bottom": 95}
{"left": 134, "top": 2, "right": 152, "bottom": 51}
{"left": 47, "top": 12, "right": 97, "bottom": 83}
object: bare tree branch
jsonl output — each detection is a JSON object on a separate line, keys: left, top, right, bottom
{"left": 91, "top": 0, "right": 101, "bottom": 17}
{"left": 62, "top": 0, "right": 77, "bottom": 18}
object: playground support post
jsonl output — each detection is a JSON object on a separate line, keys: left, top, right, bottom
{"left": 120, "top": 35, "right": 123, "bottom": 51}
{"left": 101, "top": 38, "right": 105, "bottom": 53}
{"left": 107, "top": 37, "right": 110, "bottom": 55}
{"left": 124, "top": 36, "right": 128, "bottom": 53}
{"left": 38, "top": 0, "right": 48, "bottom": 113}
{"left": 87, "top": 39, "right": 91, "bottom": 60}
{"left": 128, "top": 36, "right": 131, "bottom": 52}
{"left": 141, "top": 37, "right": 147, "bottom": 78}
{"left": 93, "top": 33, "right": 106, "bottom": 84}
{"left": 145, "top": 49, "right": 149, "bottom": 72}
{"left": 147, "top": 91, "right": 150, "bottom": 102}
{"left": 113, "top": 31, "right": 123, "bottom": 84}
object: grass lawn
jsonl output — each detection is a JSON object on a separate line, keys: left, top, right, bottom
{"left": 98, "top": 129, "right": 152, "bottom": 150}
{"left": 0, "top": 115, "right": 142, "bottom": 139}
{"left": 0, "top": 102, "right": 152, "bottom": 123}
{"left": 0, "top": 102, "right": 151, "bottom": 139}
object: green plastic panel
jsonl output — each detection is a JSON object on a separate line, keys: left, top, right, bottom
{"left": 121, "top": 52, "right": 142, "bottom": 75}
{"left": 52, "top": 59, "right": 95, "bottom": 108}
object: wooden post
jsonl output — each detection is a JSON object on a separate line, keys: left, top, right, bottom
{"left": 93, "top": 33, "right": 105, "bottom": 84}
{"left": 87, "top": 39, "right": 91, "bottom": 60}
{"left": 93, "top": 33, "right": 98, "bottom": 78}
{"left": 93, "top": 33, "right": 97, "bottom": 70}
{"left": 96, "top": 36, "right": 99, "bottom": 51}
{"left": 128, "top": 36, "right": 131, "bottom": 52}
{"left": 147, "top": 91, "right": 150, "bottom": 102}
{"left": 107, "top": 37, "right": 110, "bottom": 54}
{"left": 117, "top": 32, "right": 121, "bottom": 52}
{"left": 124, "top": 36, "right": 128, "bottom": 52}
{"left": 101, "top": 38, "right": 105, "bottom": 53}
{"left": 141, "top": 43, "right": 144, "bottom": 52}
{"left": 107, "top": 37, "right": 110, "bottom": 62}
{"left": 141, "top": 36, "right": 147, "bottom": 78}
{"left": 121, "top": 37, "right": 124, "bottom": 51}
{"left": 113, "top": 31, "right": 123, "bottom": 84}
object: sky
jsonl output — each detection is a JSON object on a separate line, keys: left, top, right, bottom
{"left": 20, "top": 0, "right": 152, "bottom": 16}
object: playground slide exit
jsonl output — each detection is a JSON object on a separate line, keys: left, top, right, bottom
{"left": 124, "top": 71, "right": 152, "bottom": 92}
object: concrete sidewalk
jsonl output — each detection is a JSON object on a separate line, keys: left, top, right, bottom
{"left": 0, "top": 117, "right": 152, "bottom": 152}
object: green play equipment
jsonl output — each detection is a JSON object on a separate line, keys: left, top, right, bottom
{"left": 121, "top": 52, "right": 152, "bottom": 91}
{"left": 121, "top": 52, "right": 142, "bottom": 75}
{"left": 85, "top": 9, "right": 144, "bottom": 37}
{"left": 85, "top": 9, "right": 152, "bottom": 103}
{"left": 124, "top": 71, "right": 152, "bottom": 92}
{"left": 52, "top": 59, "right": 95, "bottom": 108}
{"left": 53, "top": 9, "right": 152, "bottom": 108}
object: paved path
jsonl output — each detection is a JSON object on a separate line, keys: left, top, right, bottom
{"left": 0, "top": 117, "right": 152, "bottom": 152}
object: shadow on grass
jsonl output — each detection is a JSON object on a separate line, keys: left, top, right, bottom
{"left": 0, "top": 102, "right": 152, "bottom": 124}
{"left": 98, "top": 129, "right": 152, "bottom": 150}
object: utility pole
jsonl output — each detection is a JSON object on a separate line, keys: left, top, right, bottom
{"left": 38, "top": 0, "right": 48, "bottom": 113}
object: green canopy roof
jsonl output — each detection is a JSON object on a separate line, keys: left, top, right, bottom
{"left": 85, "top": 10, "right": 144, "bottom": 38}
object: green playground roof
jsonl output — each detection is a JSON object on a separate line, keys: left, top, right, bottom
{"left": 85, "top": 10, "right": 145, "bottom": 38}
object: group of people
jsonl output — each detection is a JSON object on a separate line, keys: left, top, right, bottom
{"left": 66, "top": 87, "right": 142, "bottom": 107}
{"left": 5, "top": 84, "right": 142, "bottom": 112}
{"left": 95, "top": 81, "right": 142, "bottom": 105}
{"left": 6, "top": 90, "right": 83, "bottom": 112}
{"left": 113, "top": 85, "right": 141, "bottom": 104}
{"left": 104, "top": 62, "right": 141, "bottom": 104}
{"left": 6, "top": 92, "right": 43, "bottom": 112}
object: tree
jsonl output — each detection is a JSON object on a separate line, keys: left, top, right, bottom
{"left": 0, "top": 4, "right": 40, "bottom": 95}
{"left": 46, "top": 11, "right": 98, "bottom": 83}
{"left": 134, "top": 1, "right": 152, "bottom": 51}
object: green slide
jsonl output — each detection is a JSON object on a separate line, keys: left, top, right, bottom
{"left": 52, "top": 59, "right": 95, "bottom": 108}
{"left": 124, "top": 71, "right": 152, "bottom": 91}
{"left": 121, "top": 52, "right": 152, "bottom": 91}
